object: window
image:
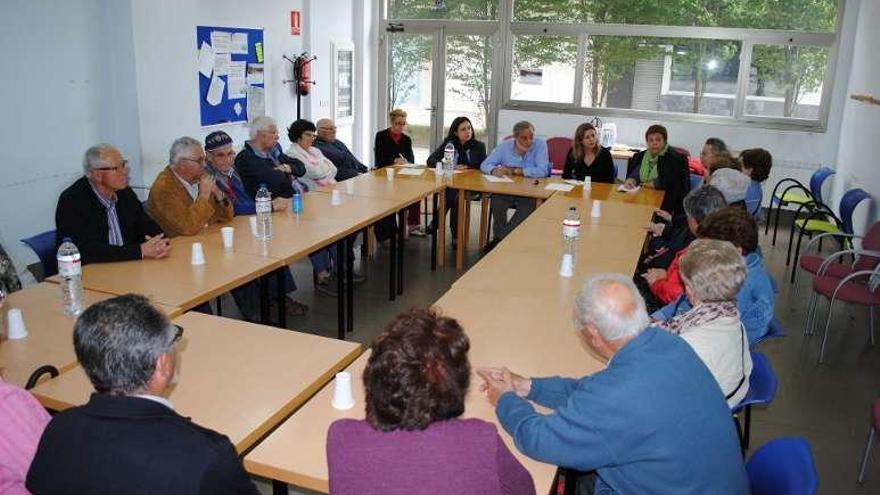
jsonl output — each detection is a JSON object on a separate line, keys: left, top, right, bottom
{"left": 746, "top": 44, "right": 829, "bottom": 119}
{"left": 511, "top": 35, "right": 577, "bottom": 104}
{"left": 388, "top": 0, "right": 498, "bottom": 20}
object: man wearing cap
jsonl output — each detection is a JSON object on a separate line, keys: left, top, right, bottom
{"left": 56, "top": 144, "right": 170, "bottom": 264}
{"left": 313, "top": 118, "right": 369, "bottom": 181}
{"left": 147, "top": 136, "right": 233, "bottom": 237}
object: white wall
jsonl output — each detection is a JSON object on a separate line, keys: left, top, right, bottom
{"left": 0, "top": 0, "right": 140, "bottom": 275}
{"left": 831, "top": 0, "right": 880, "bottom": 234}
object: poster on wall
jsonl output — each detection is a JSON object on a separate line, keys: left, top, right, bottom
{"left": 196, "top": 25, "right": 265, "bottom": 126}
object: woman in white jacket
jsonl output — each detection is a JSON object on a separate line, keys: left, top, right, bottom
{"left": 664, "top": 239, "right": 753, "bottom": 407}
{"left": 287, "top": 119, "right": 338, "bottom": 190}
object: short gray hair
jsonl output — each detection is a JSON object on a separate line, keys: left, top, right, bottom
{"left": 73, "top": 294, "right": 177, "bottom": 395}
{"left": 512, "top": 121, "right": 534, "bottom": 137}
{"left": 249, "top": 115, "right": 277, "bottom": 139}
{"left": 168, "top": 136, "right": 201, "bottom": 166}
{"left": 683, "top": 185, "right": 727, "bottom": 222}
{"left": 82, "top": 144, "right": 117, "bottom": 174}
{"left": 680, "top": 239, "right": 747, "bottom": 302}
{"left": 709, "top": 168, "right": 752, "bottom": 204}
{"left": 316, "top": 118, "right": 333, "bottom": 128}
{"left": 574, "top": 274, "right": 651, "bottom": 341}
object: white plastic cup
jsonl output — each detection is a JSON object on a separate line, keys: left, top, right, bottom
{"left": 345, "top": 180, "right": 354, "bottom": 193}
{"left": 591, "top": 200, "right": 601, "bottom": 218}
{"left": 248, "top": 216, "right": 258, "bottom": 237}
{"left": 191, "top": 242, "right": 206, "bottom": 265}
{"left": 7, "top": 308, "right": 27, "bottom": 340}
{"left": 221, "top": 227, "right": 235, "bottom": 249}
{"left": 386, "top": 168, "right": 395, "bottom": 181}
{"left": 583, "top": 176, "right": 592, "bottom": 190}
{"left": 331, "top": 371, "right": 355, "bottom": 410}
{"left": 559, "top": 253, "right": 575, "bottom": 278}
{"left": 331, "top": 189, "right": 342, "bottom": 206}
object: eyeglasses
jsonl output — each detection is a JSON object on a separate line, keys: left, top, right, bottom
{"left": 302, "top": 131, "right": 317, "bottom": 139}
{"left": 95, "top": 160, "right": 129, "bottom": 173}
{"left": 318, "top": 126, "right": 336, "bottom": 131}
{"left": 181, "top": 157, "right": 207, "bottom": 166}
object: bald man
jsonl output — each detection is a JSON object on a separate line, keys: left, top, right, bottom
{"left": 313, "top": 118, "right": 368, "bottom": 181}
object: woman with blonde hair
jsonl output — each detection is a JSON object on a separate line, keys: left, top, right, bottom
{"left": 374, "top": 109, "right": 423, "bottom": 239}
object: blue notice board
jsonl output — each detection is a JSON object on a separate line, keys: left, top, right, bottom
{"left": 196, "top": 25, "right": 264, "bottom": 126}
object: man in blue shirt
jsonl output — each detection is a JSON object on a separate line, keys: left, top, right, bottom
{"left": 478, "top": 274, "right": 748, "bottom": 495}
{"left": 480, "top": 121, "right": 550, "bottom": 245}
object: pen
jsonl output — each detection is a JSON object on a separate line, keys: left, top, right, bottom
{"left": 398, "top": 153, "right": 406, "bottom": 163}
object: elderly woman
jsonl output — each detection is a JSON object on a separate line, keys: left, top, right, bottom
{"left": 664, "top": 239, "right": 753, "bottom": 407}
{"left": 374, "top": 109, "right": 423, "bottom": 238}
{"left": 740, "top": 148, "right": 773, "bottom": 218}
{"left": 286, "top": 119, "right": 337, "bottom": 190}
{"left": 653, "top": 207, "right": 775, "bottom": 344}
{"left": 327, "top": 309, "right": 535, "bottom": 494}
{"left": 563, "top": 122, "right": 615, "bottom": 183}
{"left": 625, "top": 125, "right": 690, "bottom": 215}
{"left": 0, "top": 376, "right": 50, "bottom": 494}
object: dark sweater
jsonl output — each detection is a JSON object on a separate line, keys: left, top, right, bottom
{"left": 313, "top": 137, "right": 368, "bottom": 181}
{"left": 26, "top": 394, "right": 258, "bottom": 495}
{"left": 328, "top": 418, "right": 535, "bottom": 495}
{"left": 55, "top": 177, "right": 162, "bottom": 264}
{"left": 426, "top": 138, "right": 487, "bottom": 169}
{"left": 234, "top": 141, "right": 306, "bottom": 199}
{"left": 626, "top": 148, "right": 690, "bottom": 215}
{"left": 562, "top": 146, "right": 615, "bottom": 183}
{"left": 374, "top": 129, "right": 414, "bottom": 167}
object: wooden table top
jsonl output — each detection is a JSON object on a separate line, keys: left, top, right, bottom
{"left": 0, "top": 283, "right": 180, "bottom": 388}
{"left": 317, "top": 169, "right": 443, "bottom": 205}
{"left": 531, "top": 192, "right": 660, "bottom": 227}
{"left": 448, "top": 169, "right": 558, "bottom": 199}
{"left": 29, "top": 312, "right": 362, "bottom": 453}
{"left": 556, "top": 182, "right": 665, "bottom": 206}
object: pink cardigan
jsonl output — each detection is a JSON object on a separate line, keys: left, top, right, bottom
{"left": 0, "top": 379, "right": 50, "bottom": 495}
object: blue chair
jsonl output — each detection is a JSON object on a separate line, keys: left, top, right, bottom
{"left": 787, "top": 188, "right": 872, "bottom": 282}
{"left": 747, "top": 437, "right": 819, "bottom": 495}
{"left": 689, "top": 173, "right": 704, "bottom": 191}
{"left": 732, "top": 351, "right": 778, "bottom": 451}
{"left": 751, "top": 317, "right": 787, "bottom": 349}
{"left": 766, "top": 166, "right": 835, "bottom": 246}
{"left": 20, "top": 230, "right": 58, "bottom": 281}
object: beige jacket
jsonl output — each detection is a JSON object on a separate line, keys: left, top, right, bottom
{"left": 680, "top": 314, "right": 753, "bottom": 407}
{"left": 146, "top": 167, "right": 233, "bottom": 237}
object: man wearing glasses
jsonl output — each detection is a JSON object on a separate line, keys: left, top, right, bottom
{"left": 55, "top": 144, "right": 171, "bottom": 263}
{"left": 26, "top": 294, "right": 259, "bottom": 495}
{"left": 313, "top": 118, "right": 368, "bottom": 181}
{"left": 147, "top": 136, "right": 233, "bottom": 237}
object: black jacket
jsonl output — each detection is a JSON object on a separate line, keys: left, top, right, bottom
{"left": 374, "top": 129, "right": 414, "bottom": 167}
{"left": 55, "top": 177, "right": 162, "bottom": 264}
{"left": 626, "top": 148, "right": 690, "bottom": 215}
{"left": 234, "top": 142, "right": 306, "bottom": 199}
{"left": 562, "top": 146, "right": 616, "bottom": 183}
{"left": 426, "top": 138, "right": 487, "bottom": 169}
{"left": 27, "top": 394, "right": 258, "bottom": 495}
{"left": 313, "top": 137, "right": 368, "bottom": 181}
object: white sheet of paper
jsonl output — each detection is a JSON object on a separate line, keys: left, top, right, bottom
{"left": 544, "top": 183, "right": 575, "bottom": 192}
{"left": 483, "top": 174, "right": 514, "bottom": 183}
{"left": 197, "top": 42, "right": 214, "bottom": 78}
{"left": 246, "top": 63, "right": 264, "bottom": 85}
{"left": 211, "top": 31, "right": 231, "bottom": 54}
{"left": 617, "top": 184, "right": 640, "bottom": 193}
{"left": 231, "top": 32, "right": 248, "bottom": 54}
{"left": 227, "top": 61, "right": 246, "bottom": 99}
{"left": 246, "top": 86, "right": 265, "bottom": 119}
{"left": 563, "top": 179, "right": 584, "bottom": 186}
{"left": 206, "top": 75, "right": 225, "bottom": 106}
{"left": 396, "top": 168, "right": 425, "bottom": 176}
{"left": 213, "top": 53, "right": 231, "bottom": 76}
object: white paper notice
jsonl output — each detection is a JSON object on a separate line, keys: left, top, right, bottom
{"left": 563, "top": 179, "right": 584, "bottom": 186}
{"left": 213, "top": 52, "right": 231, "bottom": 76}
{"left": 211, "top": 31, "right": 231, "bottom": 54}
{"left": 246, "top": 63, "right": 264, "bottom": 85}
{"left": 197, "top": 42, "right": 214, "bottom": 78}
{"left": 227, "top": 61, "right": 246, "bottom": 99}
{"left": 544, "top": 183, "right": 574, "bottom": 192}
{"left": 396, "top": 168, "right": 425, "bottom": 176}
{"left": 206, "top": 75, "right": 225, "bottom": 106}
{"left": 246, "top": 86, "right": 265, "bottom": 119}
{"left": 231, "top": 32, "right": 248, "bottom": 54}
{"left": 483, "top": 174, "right": 514, "bottom": 183}
{"left": 617, "top": 184, "right": 641, "bottom": 193}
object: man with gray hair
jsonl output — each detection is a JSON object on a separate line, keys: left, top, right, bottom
{"left": 313, "top": 118, "right": 369, "bottom": 181}
{"left": 478, "top": 274, "right": 748, "bottom": 494}
{"left": 26, "top": 294, "right": 259, "bottom": 494}
{"left": 56, "top": 144, "right": 170, "bottom": 264}
{"left": 147, "top": 136, "right": 233, "bottom": 237}
{"left": 480, "top": 121, "right": 551, "bottom": 247}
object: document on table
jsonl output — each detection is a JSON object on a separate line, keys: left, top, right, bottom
{"left": 544, "top": 183, "right": 574, "bottom": 192}
{"left": 617, "top": 184, "right": 640, "bottom": 193}
{"left": 396, "top": 168, "right": 425, "bottom": 176}
{"left": 563, "top": 179, "right": 584, "bottom": 186}
{"left": 483, "top": 174, "right": 514, "bottom": 183}
{"left": 206, "top": 75, "right": 225, "bottom": 106}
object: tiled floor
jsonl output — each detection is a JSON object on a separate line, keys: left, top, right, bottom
{"left": 250, "top": 211, "right": 880, "bottom": 494}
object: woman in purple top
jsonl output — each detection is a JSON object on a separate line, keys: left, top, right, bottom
{"left": 327, "top": 309, "right": 535, "bottom": 495}
{"left": 0, "top": 377, "right": 50, "bottom": 495}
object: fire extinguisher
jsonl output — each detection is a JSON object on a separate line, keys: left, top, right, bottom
{"left": 293, "top": 53, "right": 316, "bottom": 96}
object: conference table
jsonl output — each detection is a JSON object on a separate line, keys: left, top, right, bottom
{"left": 244, "top": 182, "right": 664, "bottom": 494}
{"left": 28, "top": 311, "right": 362, "bottom": 453}
{"left": 0, "top": 282, "right": 181, "bottom": 389}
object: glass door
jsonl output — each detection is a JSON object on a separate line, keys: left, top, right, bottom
{"left": 386, "top": 32, "right": 436, "bottom": 165}
{"left": 443, "top": 34, "right": 494, "bottom": 144}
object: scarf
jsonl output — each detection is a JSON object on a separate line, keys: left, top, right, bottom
{"left": 665, "top": 301, "right": 738, "bottom": 335}
{"left": 639, "top": 144, "right": 667, "bottom": 183}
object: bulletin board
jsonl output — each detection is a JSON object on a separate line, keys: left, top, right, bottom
{"left": 196, "top": 25, "right": 265, "bottom": 127}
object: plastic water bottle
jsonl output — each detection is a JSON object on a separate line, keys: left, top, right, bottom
{"left": 443, "top": 142, "right": 456, "bottom": 178}
{"left": 292, "top": 191, "right": 303, "bottom": 215}
{"left": 255, "top": 184, "right": 273, "bottom": 240}
{"left": 560, "top": 207, "right": 580, "bottom": 277}
{"left": 57, "top": 238, "right": 85, "bottom": 315}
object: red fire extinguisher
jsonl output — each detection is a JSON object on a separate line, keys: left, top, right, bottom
{"left": 293, "top": 53, "right": 316, "bottom": 96}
